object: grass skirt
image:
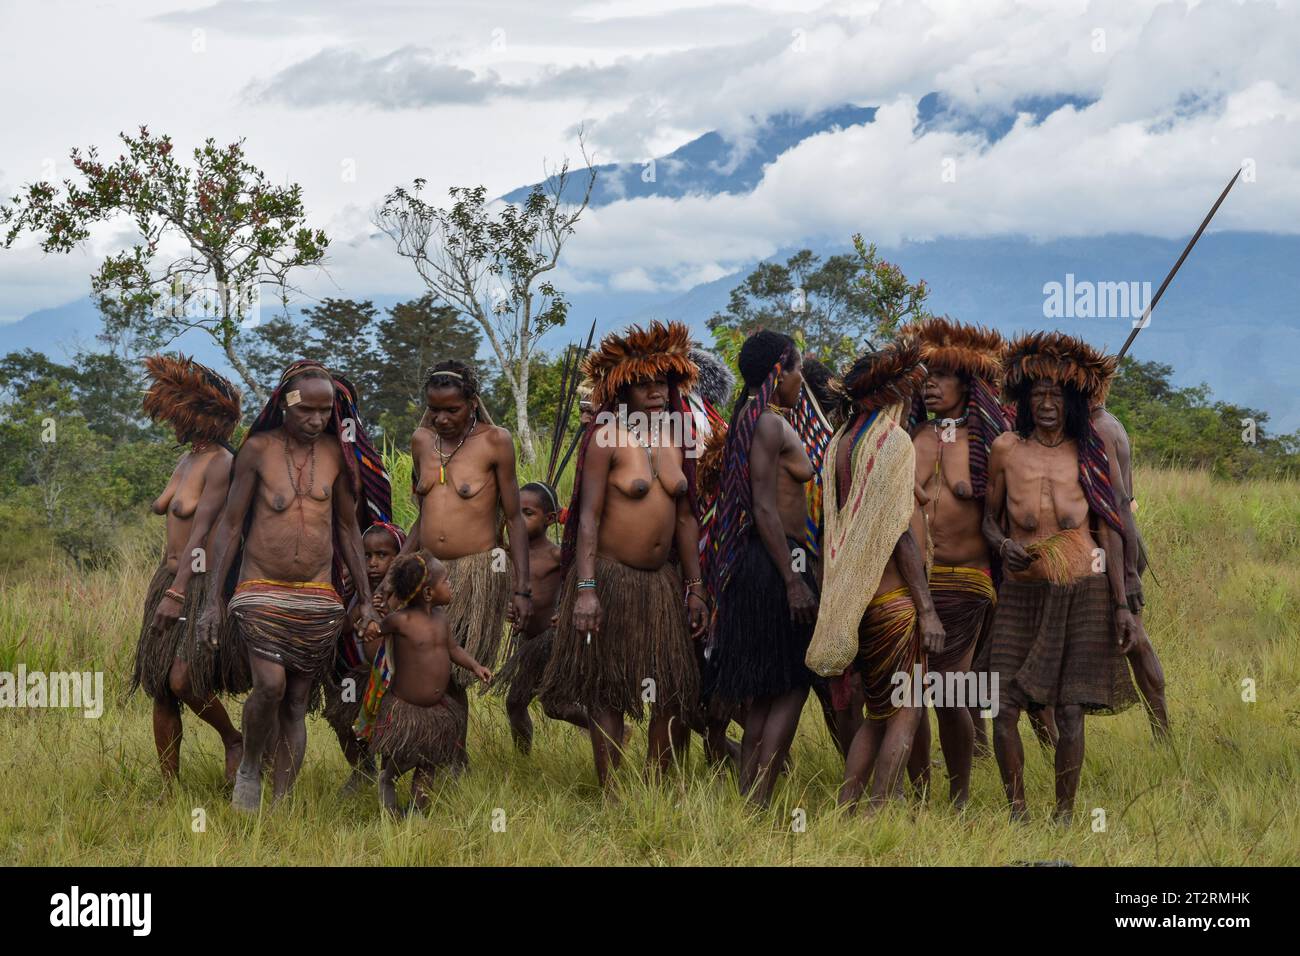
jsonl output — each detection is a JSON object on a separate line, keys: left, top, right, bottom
{"left": 446, "top": 549, "right": 512, "bottom": 688}
{"left": 988, "top": 574, "right": 1138, "bottom": 715}
{"left": 322, "top": 662, "right": 370, "bottom": 740}
{"left": 131, "top": 559, "right": 226, "bottom": 703}
{"left": 494, "top": 628, "right": 555, "bottom": 708}
{"left": 370, "top": 692, "right": 467, "bottom": 772}
{"left": 706, "top": 532, "right": 817, "bottom": 705}
{"left": 540, "top": 558, "right": 699, "bottom": 721}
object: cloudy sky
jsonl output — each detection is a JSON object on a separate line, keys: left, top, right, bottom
{"left": 1, "top": 0, "right": 1298, "bottom": 324}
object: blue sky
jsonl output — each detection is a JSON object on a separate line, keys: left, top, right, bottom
{"left": 2, "top": 0, "right": 1298, "bottom": 330}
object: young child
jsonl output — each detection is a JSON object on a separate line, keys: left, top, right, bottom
{"left": 324, "top": 522, "right": 406, "bottom": 794}
{"left": 494, "top": 481, "right": 589, "bottom": 754}
{"left": 356, "top": 550, "right": 491, "bottom": 815}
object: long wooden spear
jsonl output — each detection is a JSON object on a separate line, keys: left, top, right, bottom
{"left": 1116, "top": 167, "right": 1242, "bottom": 360}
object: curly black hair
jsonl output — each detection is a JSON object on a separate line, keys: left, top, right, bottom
{"left": 424, "top": 359, "right": 479, "bottom": 400}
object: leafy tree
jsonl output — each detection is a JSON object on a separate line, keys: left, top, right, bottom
{"left": 708, "top": 243, "right": 930, "bottom": 372}
{"left": 370, "top": 295, "right": 483, "bottom": 440}
{"left": 1, "top": 127, "right": 329, "bottom": 404}
{"left": 375, "top": 139, "right": 596, "bottom": 462}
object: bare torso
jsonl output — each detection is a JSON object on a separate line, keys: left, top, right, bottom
{"left": 1000, "top": 435, "right": 1098, "bottom": 581}
{"left": 763, "top": 408, "right": 814, "bottom": 541}
{"left": 596, "top": 420, "right": 687, "bottom": 570}
{"left": 413, "top": 424, "right": 502, "bottom": 559}
{"left": 527, "top": 538, "right": 562, "bottom": 637}
{"left": 238, "top": 429, "right": 342, "bottom": 584}
{"left": 153, "top": 446, "right": 230, "bottom": 574}
{"left": 387, "top": 607, "right": 451, "bottom": 707}
{"left": 913, "top": 424, "right": 989, "bottom": 569}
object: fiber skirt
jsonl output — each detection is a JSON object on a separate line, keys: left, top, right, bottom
{"left": 988, "top": 574, "right": 1137, "bottom": 715}
{"left": 494, "top": 628, "right": 555, "bottom": 707}
{"left": 322, "top": 662, "right": 370, "bottom": 739}
{"left": 131, "top": 560, "right": 226, "bottom": 702}
{"left": 369, "top": 692, "right": 467, "bottom": 772}
{"left": 539, "top": 557, "right": 699, "bottom": 721}
{"left": 706, "top": 532, "right": 817, "bottom": 705}
{"left": 445, "top": 548, "right": 513, "bottom": 688}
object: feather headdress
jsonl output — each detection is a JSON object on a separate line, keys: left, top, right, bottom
{"left": 902, "top": 316, "right": 1006, "bottom": 386}
{"left": 141, "top": 354, "right": 242, "bottom": 446}
{"left": 583, "top": 320, "right": 698, "bottom": 409}
{"left": 1003, "top": 331, "right": 1117, "bottom": 404}
{"left": 841, "top": 339, "right": 927, "bottom": 414}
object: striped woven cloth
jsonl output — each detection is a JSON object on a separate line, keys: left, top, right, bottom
{"left": 229, "top": 579, "right": 345, "bottom": 678}
{"left": 788, "top": 382, "right": 835, "bottom": 557}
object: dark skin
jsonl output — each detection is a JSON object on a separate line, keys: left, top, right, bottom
{"left": 735, "top": 355, "right": 816, "bottom": 806}
{"left": 363, "top": 564, "right": 491, "bottom": 816}
{"left": 197, "top": 375, "right": 380, "bottom": 812}
{"left": 506, "top": 489, "right": 590, "bottom": 754}
{"left": 382, "top": 383, "right": 531, "bottom": 629}
{"left": 905, "top": 369, "right": 986, "bottom": 807}
{"left": 837, "top": 404, "right": 947, "bottom": 814}
{"left": 571, "top": 377, "right": 709, "bottom": 788}
{"left": 379, "top": 381, "right": 531, "bottom": 768}
{"left": 983, "top": 379, "right": 1136, "bottom": 823}
{"left": 1093, "top": 405, "right": 1169, "bottom": 739}
{"left": 146, "top": 441, "right": 243, "bottom": 784}
{"left": 331, "top": 528, "right": 401, "bottom": 795}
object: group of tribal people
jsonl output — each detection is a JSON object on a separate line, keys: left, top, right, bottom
{"left": 131, "top": 314, "right": 1167, "bottom": 822}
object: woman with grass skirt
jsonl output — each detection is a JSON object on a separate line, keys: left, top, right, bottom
{"left": 132, "top": 355, "right": 245, "bottom": 785}
{"left": 703, "top": 330, "right": 819, "bottom": 806}
{"left": 376, "top": 359, "right": 532, "bottom": 771}
{"left": 539, "top": 321, "right": 709, "bottom": 789}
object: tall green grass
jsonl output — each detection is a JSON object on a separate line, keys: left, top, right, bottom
{"left": 1, "top": 467, "right": 1296, "bottom": 865}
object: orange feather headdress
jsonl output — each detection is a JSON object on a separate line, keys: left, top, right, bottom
{"left": 841, "top": 338, "right": 927, "bottom": 413}
{"left": 901, "top": 316, "right": 1006, "bottom": 387}
{"left": 582, "top": 320, "right": 698, "bottom": 409}
{"left": 1003, "top": 331, "right": 1117, "bottom": 404}
{"left": 141, "top": 354, "right": 242, "bottom": 445}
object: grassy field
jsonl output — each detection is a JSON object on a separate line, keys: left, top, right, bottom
{"left": 1, "top": 466, "right": 1297, "bottom": 865}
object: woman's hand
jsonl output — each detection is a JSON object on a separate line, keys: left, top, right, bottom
{"left": 919, "top": 608, "right": 946, "bottom": 655}
{"left": 1114, "top": 606, "right": 1137, "bottom": 654}
{"left": 151, "top": 591, "right": 183, "bottom": 634}
{"left": 509, "top": 593, "right": 533, "bottom": 631}
{"left": 573, "top": 590, "right": 602, "bottom": 638}
{"left": 195, "top": 603, "right": 225, "bottom": 651}
{"left": 786, "top": 577, "right": 817, "bottom": 626}
{"left": 687, "top": 590, "right": 709, "bottom": 638}
{"left": 1001, "top": 538, "right": 1037, "bottom": 573}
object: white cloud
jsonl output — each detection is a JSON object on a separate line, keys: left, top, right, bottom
{"left": 3, "top": 0, "right": 1298, "bottom": 319}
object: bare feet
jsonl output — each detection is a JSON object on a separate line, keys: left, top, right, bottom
{"left": 223, "top": 737, "right": 245, "bottom": 785}
{"left": 231, "top": 768, "right": 261, "bottom": 813}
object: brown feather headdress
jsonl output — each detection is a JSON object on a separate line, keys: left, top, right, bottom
{"left": 142, "top": 354, "right": 242, "bottom": 445}
{"left": 582, "top": 320, "right": 698, "bottom": 409}
{"left": 901, "top": 316, "right": 1006, "bottom": 386}
{"left": 1003, "top": 331, "right": 1117, "bottom": 404}
{"left": 841, "top": 339, "right": 927, "bottom": 414}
